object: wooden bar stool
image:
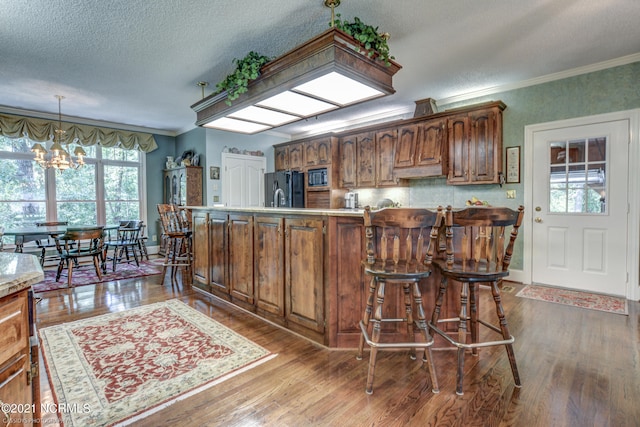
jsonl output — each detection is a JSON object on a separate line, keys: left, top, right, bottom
{"left": 429, "top": 205, "right": 524, "bottom": 395}
{"left": 356, "top": 206, "right": 443, "bottom": 395}
{"left": 157, "top": 204, "right": 192, "bottom": 285}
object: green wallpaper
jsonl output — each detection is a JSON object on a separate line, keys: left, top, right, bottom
{"left": 409, "top": 61, "right": 640, "bottom": 269}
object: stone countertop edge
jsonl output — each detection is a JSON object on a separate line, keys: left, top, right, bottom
{"left": 186, "top": 206, "right": 365, "bottom": 217}
{"left": 0, "top": 252, "right": 44, "bottom": 298}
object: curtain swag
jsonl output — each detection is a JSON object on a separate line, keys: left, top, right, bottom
{"left": 0, "top": 112, "right": 158, "bottom": 153}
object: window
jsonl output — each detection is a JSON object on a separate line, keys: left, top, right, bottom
{"left": 0, "top": 135, "right": 145, "bottom": 236}
{"left": 548, "top": 137, "right": 607, "bottom": 214}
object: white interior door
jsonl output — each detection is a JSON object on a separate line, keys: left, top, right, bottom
{"left": 221, "top": 153, "right": 266, "bottom": 208}
{"left": 531, "top": 119, "right": 629, "bottom": 296}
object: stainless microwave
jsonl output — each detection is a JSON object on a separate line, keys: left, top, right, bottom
{"left": 307, "top": 168, "right": 328, "bottom": 187}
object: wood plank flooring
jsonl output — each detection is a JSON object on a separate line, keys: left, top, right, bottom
{"left": 35, "top": 272, "right": 640, "bottom": 426}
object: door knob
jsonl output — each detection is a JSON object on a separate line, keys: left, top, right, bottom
{"left": 534, "top": 217, "right": 543, "bottom": 223}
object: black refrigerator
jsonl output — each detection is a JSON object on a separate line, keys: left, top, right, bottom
{"left": 264, "top": 171, "right": 305, "bottom": 208}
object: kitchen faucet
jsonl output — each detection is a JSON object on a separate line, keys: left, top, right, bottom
{"left": 273, "top": 188, "right": 285, "bottom": 207}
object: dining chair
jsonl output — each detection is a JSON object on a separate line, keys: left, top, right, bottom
{"left": 356, "top": 206, "right": 443, "bottom": 395}
{"left": 54, "top": 226, "right": 105, "bottom": 289}
{"left": 34, "top": 221, "right": 69, "bottom": 266}
{"left": 429, "top": 205, "right": 525, "bottom": 395}
{"left": 102, "top": 220, "right": 144, "bottom": 272}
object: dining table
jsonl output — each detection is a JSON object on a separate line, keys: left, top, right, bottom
{"left": 2, "top": 224, "right": 120, "bottom": 253}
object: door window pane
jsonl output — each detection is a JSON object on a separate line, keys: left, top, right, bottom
{"left": 548, "top": 136, "right": 608, "bottom": 214}
{"left": 104, "top": 164, "right": 140, "bottom": 223}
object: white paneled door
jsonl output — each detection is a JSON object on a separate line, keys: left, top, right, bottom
{"left": 531, "top": 119, "right": 629, "bottom": 296}
{"left": 222, "top": 153, "right": 266, "bottom": 208}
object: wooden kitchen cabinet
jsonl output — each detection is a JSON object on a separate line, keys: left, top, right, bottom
{"left": 375, "top": 128, "right": 398, "bottom": 187}
{"left": 338, "top": 131, "right": 376, "bottom": 188}
{"left": 288, "top": 143, "right": 304, "bottom": 170}
{"left": 285, "top": 217, "right": 325, "bottom": 334}
{"left": 394, "top": 118, "right": 447, "bottom": 178}
{"left": 192, "top": 211, "right": 210, "bottom": 286}
{"left": 274, "top": 145, "right": 289, "bottom": 171}
{"left": 228, "top": 214, "right": 254, "bottom": 304}
{"left": 254, "top": 216, "right": 285, "bottom": 317}
{"left": 304, "top": 137, "right": 332, "bottom": 167}
{"left": 447, "top": 103, "right": 504, "bottom": 185}
{"left": 0, "top": 288, "right": 39, "bottom": 426}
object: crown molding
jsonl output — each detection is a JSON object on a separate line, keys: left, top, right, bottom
{"left": 436, "top": 53, "right": 640, "bottom": 106}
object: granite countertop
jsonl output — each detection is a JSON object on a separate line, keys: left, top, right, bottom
{"left": 187, "top": 206, "right": 365, "bottom": 217}
{"left": 0, "top": 252, "right": 44, "bottom": 298}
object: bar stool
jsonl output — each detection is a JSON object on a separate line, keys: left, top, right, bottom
{"left": 356, "top": 206, "right": 443, "bottom": 395}
{"left": 157, "top": 204, "right": 192, "bottom": 285}
{"left": 429, "top": 205, "right": 525, "bottom": 395}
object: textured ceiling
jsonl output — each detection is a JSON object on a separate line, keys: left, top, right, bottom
{"left": 1, "top": 0, "right": 639, "bottom": 138}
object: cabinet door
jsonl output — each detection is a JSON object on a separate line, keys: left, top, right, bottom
{"left": 447, "top": 114, "right": 471, "bottom": 184}
{"left": 185, "top": 167, "right": 203, "bottom": 205}
{"left": 356, "top": 132, "right": 375, "bottom": 187}
{"left": 229, "top": 214, "right": 254, "bottom": 302}
{"left": 209, "top": 212, "right": 228, "bottom": 293}
{"left": 274, "top": 146, "right": 289, "bottom": 171}
{"left": 254, "top": 216, "right": 285, "bottom": 317}
{"left": 285, "top": 217, "right": 324, "bottom": 333}
{"left": 394, "top": 124, "right": 419, "bottom": 168}
{"left": 416, "top": 118, "right": 446, "bottom": 167}
{"left": 338, "top": 135, "right": 357, "bottom": 188}
{"left": 0, "top": 351, "right": 32, "bottom": 420}
{"left": 0, "top": 292, "right": 28, "bottom": 364}
{"left": 192, "top": 212, "right": 209, "bottom": 285}
{"left": 316, "top": 137, "right": 332, "bottom": 165}
{"left": 469, "top": 107, "right": 501, "bottom": 183}
{"left": 375, "top": 129, "right": 397, "bottom": 187}
{"left": 305, "top": 141, "right": 318, "bottom": 167}
{"left": 288, "top": 143, "right": 304, "bottom": 170}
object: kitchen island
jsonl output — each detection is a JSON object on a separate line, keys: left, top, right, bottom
{"left": 189, "top": 206, "right": 458, "bottom": 348}
{"left": 0, "top": 252, "right": 44, "bottom": 425}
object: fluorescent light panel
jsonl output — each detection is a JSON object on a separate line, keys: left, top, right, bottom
{"left": 257, "top": 91, "right": 338, "bottom": 116}
{"left": 294, "top": 71, "right": 384, "bottom": 105}
{"left": 203, "top": 117, "right": 272, "bottom": 134}
{"left": 229, "top": 105, "right": 299, "bottom": 126}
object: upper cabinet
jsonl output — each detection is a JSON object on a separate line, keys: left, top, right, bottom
{"left": 288, "top": 143, "right": 304, "bottom": 171}
{"left": 394, "top": 118, "right": 447, "bottom": 178}
{"left": 304, "top": 137, "right": 332, "bottom": 167}
{"left": 274, "top": 100, "right": 506, "bottom": 188}
{"left": 274, "top": 146, "right": 289, "bottom": 171}
{"left": 447, "top": 103, "right": 504, "bottom": 185}
{"left": 337, "top": 130, "right": 401, "bottom": 189}
{"left": 375, "top": 129, "right": 400, "bottom": 187}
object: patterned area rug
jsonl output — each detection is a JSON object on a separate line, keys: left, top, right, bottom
{"left": 516, "top": 284, "right": 628, "bottom": 315}
{"left": 40, "top": 299, "right": 274, "bottom": 426}
{"left": 33, "top": 260, "right": 163, "bottom": 293}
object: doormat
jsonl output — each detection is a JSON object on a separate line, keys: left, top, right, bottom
{"left": 516, "top": 284, "right": 628, "bottom": 315}
{"left": 40, "top": 299, "right": 275, "bottom": 426}
{"left": 33, "top": 260, "right": 163, "bottom": 293}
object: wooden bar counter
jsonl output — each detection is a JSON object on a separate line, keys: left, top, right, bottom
{"left": 189, "top": 206, "right": 458, "bottom": 348}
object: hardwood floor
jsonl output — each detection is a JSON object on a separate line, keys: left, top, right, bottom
{"left": 36, "top": 272, "right": 640, "bottom": 426}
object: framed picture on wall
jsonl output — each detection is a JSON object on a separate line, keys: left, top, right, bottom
{"left": 210, "top": 166, "right": 220, "bottom": 180}
{"left": 505, "top": 146, "right": 520, "bottom": 184}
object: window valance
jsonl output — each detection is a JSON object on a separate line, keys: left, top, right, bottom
{"left": 0, "top": 113, "right": 158, "bottom": 153}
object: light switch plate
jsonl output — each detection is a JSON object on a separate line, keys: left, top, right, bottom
{"left": 213, "top": 196, "right": 220, "bottom": 202}
{"left": 506, "top": 190, "right": 516, "bottom": 199}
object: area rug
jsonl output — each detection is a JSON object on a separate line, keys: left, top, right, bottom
{"left": 516, "top": 284, "right": 628, "bottom": 315}
{"left": 33, "top": 260, "right": 163, "bottom": 293}
{"left": 40, "top": 299, "right": 275, "bottom": 426}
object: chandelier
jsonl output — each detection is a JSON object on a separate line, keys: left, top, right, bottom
{"left": 31, "top": 95, "right": 86, "bottom": 170}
